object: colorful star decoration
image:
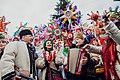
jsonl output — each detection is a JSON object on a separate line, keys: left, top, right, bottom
{"left": 47, "top": 21, "right": 62, "bottom": 40}
{"left": 106, "top": 6, "right": 120, "bottom": 21}
{"left": 58, "top": 5, "right": 81, "bottom": 30}
{"left": 0, "top": 16, "right": 11, "bottom": 33}
{"left": 87, "top": 11, "right": 101, "bottom": 26}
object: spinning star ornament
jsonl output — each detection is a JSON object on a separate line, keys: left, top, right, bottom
{"left": 58, "top": 5, "right": 81, "bottom": 30}
{"left": 87, "top": 11, "right": 101, "bottom": 25}
{"left": 105, "top": 6, "right": 120, "bottom": 21}
{"left": 47, "top": 21, "right": 62, "bottom": 40}
{"left": 13, "top": 22, "right": 28, "bottom": 37}
{"left": 87, "top": 11, "right": 105, "bottom": 28}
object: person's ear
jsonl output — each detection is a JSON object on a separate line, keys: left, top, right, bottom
{"left": 22, "top": 35, "right": 26, "bottom": 39}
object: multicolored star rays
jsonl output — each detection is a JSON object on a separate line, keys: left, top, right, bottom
{"left": 58, "top": 5, "right": 81, "bottom": 30}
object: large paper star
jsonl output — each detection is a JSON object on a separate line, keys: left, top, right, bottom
{"left": 58, "top": 5, "right": 81, "bottom": 30}
{"left": 106, "top": 6, "right": 120, "bottom": 21}
{"left": 0, "top": 16, "right": 10, "bottom": 33}
{"left": 87, "top": 11, "right": 101, "bottom": 25}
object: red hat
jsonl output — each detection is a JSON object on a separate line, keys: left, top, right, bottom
{"left": 76, "top": 28, "right": 81, "bottom": 31}
{"left": 13, "top": 37, "right": 19, "bottom": 41}
{"left": 68, "top": 31, "right": 72, "bottom": 34}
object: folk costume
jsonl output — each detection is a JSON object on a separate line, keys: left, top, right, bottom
{"left": 27, "top": 43, "right": 38, "bottom": 79}
{"left": 0, "top": 50, "right": 3, "bottom": 59}
{"left": 1, "top": 41, "right": 30, "bottom": 80}
{"left": 89, "top": 38, "right": 105, "bottom": 80}
{"left": 20, "top": 29, "right": 38, "bottom": 79}
{"left": 103, "top": 21, "right": 120, "bottom": 80}
{"left": 66, "top": 33, "right": 97, "bottom": 80}
{"left": 1, "top": 29, "right": 35, "bottom": 80}
{"left": 36, "top": 40, "right": 64, "bottom": 80}
{"left": 86, "top": 21, "right": 120, "bottom": 80}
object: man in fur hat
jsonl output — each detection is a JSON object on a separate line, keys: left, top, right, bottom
{"left": 71, "top": 33, "right": 89, "bottom": 48}
{"left": 1, "top": 29, "right": 35, "bottom": 80}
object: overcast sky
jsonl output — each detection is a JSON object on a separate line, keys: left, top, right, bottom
{"left": 0, "top": 0, "right": 120, "bottom": 36}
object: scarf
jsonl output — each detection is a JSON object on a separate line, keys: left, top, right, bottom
{"left": 43, "top": 51, "right": 56, "bottom": 80}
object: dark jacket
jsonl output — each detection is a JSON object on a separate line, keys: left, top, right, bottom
{"left": 0, "top": 50, "right": 3, "bottom": 59}
{"left": 27, "top": 43, "right": 38, "bottom": 79}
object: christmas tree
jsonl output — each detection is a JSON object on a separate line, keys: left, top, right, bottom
{"left": 51, "top": 0, "right": 71, "bottom": 19}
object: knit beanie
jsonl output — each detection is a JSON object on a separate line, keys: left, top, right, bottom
{"left": 75, "top": 33, "right": 84, "bottom": 40}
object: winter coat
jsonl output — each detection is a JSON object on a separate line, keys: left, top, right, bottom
{"left": 86, "top": 21, "right": 120, "bottom": 79}
{"left": 36, "top": 50, "right": 64, "bottom": 80}
{"left": 1, "top": 41, "right": 30, "bottom": 80}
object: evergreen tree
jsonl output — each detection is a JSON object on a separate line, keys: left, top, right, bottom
{"left": 51, "top": 0, "right": 71, "bottom": 20}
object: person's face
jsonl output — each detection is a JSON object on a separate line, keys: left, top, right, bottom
{"left": 80, "top": 56, "right": 88, "bottom": 65}
{"left": 87, "top": 30, "right": 92, "bottom": 34}
{"left": 76, "top": 30, "right": 82, "bottom": 34}
{"left": 92, "top": 40, "right": 98, "bottom": 46}
{"left": 75, "top": 38, "right": 84, "bottom": 46}
{"left": 36, "top": 41, "right": 40, "bottom": 47}
{"left": 65, "top": 44, "right": 69, "bottom": 49}
{"left": 52, "top": 39, "right": 55, "bottom": 44}
{"left": 100, "top": 29, "right": 105, "bottom": 34}
{"left": 66, "top": 11, "right": 71, "bottom": 17}
{"left": 0, "top": 39, "right": 7, "bottom": 50}
{"left": 22, "top": 35, "right": 33, "bottom": 43}
{"left": 46, "top": 41, "right": 52, "bottom": 49}
{"left": 68, "top": 33, "right": 73, "bottom": 39}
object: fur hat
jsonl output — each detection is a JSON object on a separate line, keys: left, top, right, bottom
{"left": 75, "top": 33, "right": 84, "bottom": 40}
{"left": 76, "top": 27, "right": 81, "bottom": 31}
{"left": 19, "top": 29, "right": 33, "bottom": 39}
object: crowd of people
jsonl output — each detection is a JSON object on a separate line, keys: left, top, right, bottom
{"left": 0, "top": 7, "right": 120, "bottom": 80}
